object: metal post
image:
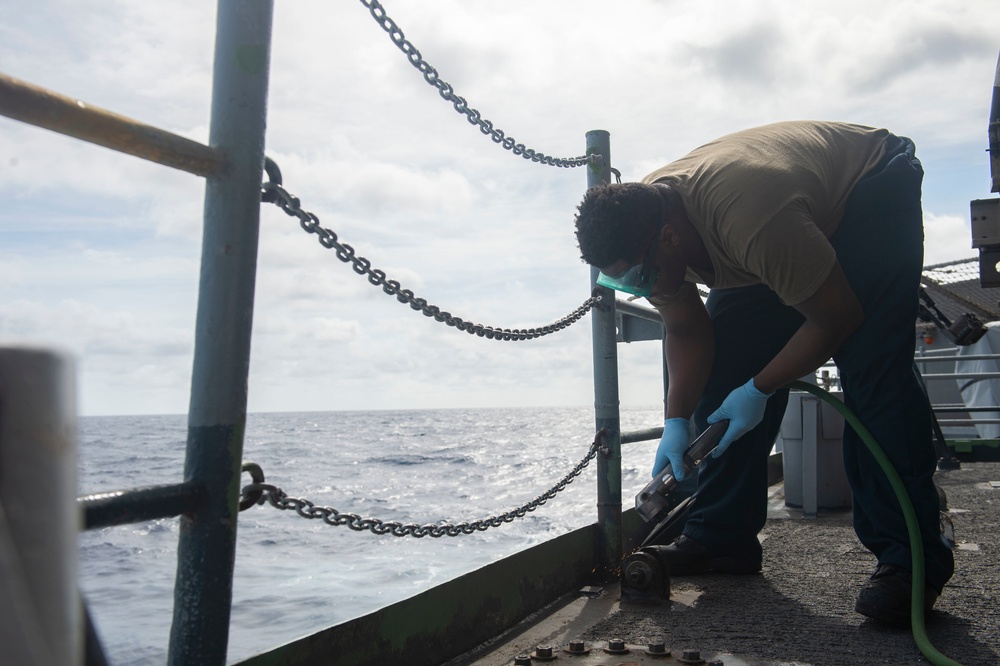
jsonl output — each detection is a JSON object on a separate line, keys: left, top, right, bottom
{"left": 168, "top": 2, "right": 273, "bottom": 664}
{"left": 0, "top": 346, "right": 79, "bottom": 666}
{"left": 988, "top": 50, "right": 999, "bottom": 193}
{"left": 662, "top": 351, "right": 670, "bottom": 420}
{"left": 586, "top": 129, "right": 622, "bottom": 577}
{"left": 802, "top": 398, "right": 819, "bottom": 519}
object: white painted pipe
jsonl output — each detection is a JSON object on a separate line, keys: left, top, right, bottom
{"left": 0, "top": 346, "right": 79, "bottom": 665}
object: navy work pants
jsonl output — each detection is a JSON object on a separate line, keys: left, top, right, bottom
{"left": 682, "top": 136, "right": 955, "bottom": 592}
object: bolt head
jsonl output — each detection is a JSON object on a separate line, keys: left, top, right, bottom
{"left": 604, "top": 638, "right": 629, "bottom": 653}
{"left": 678, "top": 649, "right": 707, "bottom": 664}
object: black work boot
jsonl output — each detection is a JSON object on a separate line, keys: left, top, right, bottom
{"left": 854, "top": 563, "right": 939, "bottom": 627}
{"left": 650, "top": 534, "right": 762, "bottom": 575}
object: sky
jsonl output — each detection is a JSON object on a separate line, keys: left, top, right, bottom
{"left": 1, "top": 0, "right": 999, "bottom": 416}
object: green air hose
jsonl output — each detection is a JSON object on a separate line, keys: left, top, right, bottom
{"left": 788, "top": 381, "right": 962, "bottom": 666}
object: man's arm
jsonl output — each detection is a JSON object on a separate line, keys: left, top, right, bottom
{"left": 752, "top": 261, "right": 863, "bottom": 394}
{"left": 704, "top": 260, "right": 864, "bottom": 459}
{"left": 653, "top": 282, "right": 715, "bottom": 419}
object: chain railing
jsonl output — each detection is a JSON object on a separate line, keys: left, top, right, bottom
{"left": 238, "top": 430, "right": 609, "bottom": 538}
{"left": 260, "top": 158, "right": 601, "bottom": 340}
{"left": 359, "top": 0, "right": 591, "bottom": 169}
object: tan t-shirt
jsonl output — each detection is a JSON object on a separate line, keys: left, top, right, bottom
{"left": 642, "top": 121, "right": 889, "bottom": 306}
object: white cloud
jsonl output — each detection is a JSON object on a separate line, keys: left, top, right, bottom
{"left": 3, "top": 0, "right": 999, "bottom": 415}
{"left": 923, "top": 211, "right": 976, "bottom": 266}
{"left": 0, "top": 299, "right": 191, "bottom": 359}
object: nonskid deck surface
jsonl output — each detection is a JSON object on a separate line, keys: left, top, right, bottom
{"left": 464, "top": 462, "right": 1000, "bottom": 666}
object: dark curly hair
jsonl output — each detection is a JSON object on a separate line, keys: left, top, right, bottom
{"left": 574, "top": 182, "right": 663, "bottom": 267}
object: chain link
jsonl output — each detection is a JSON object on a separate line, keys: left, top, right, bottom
{"left": 358, "top": 0, "right": 591, "bottom": 169}
{"left": 239, "top": 430, "right": 609, "bottom": 538}
{"left": 261, "top": 158, "right": 601, "bottom": 341}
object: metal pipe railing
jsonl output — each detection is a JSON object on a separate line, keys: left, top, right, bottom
{"left": 622, "top": 427, "right": 662, "bottom": 445}
{"left": 79, "top": 482, "right": 207, "bottom": 530}
{"left": 931, "top": 404, "right": 1000, "bottom": 412}
{"left": 168, "top": 2, "right": 274, "bottom": 664}
{"left": 586, "top": 129, "right": 622, "bottom": 578}
{"left": 613, "top": 298, "right": 661, "bottom": 323}
{"left": 915, "top": 354, "right": 1000, "bottom": 363}
{"left": 923, "top": 372, "right": 1000, "bottom": 381}
{"left": 0, "top": 72, "right": 227, "bottom": 178}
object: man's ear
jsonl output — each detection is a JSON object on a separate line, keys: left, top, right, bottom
{"left": 659, "top": 223, "right": 681, "bottom": 247}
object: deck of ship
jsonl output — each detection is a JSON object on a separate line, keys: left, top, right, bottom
{"left": 461, "top": 461, "right": 1000, "bottom": 666}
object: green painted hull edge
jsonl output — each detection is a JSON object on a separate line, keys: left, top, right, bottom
{"left": 234, "top": 522, "right": 602, "bottom": 666}
{"left": 947, "top": 438, "right": 1000, "bottom": 453}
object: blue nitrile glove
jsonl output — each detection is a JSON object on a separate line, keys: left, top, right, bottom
{"left": 652, "top": 417, "right": 691, "bottom": 480}
{"left": 707, "top": 378, "right": 773, "bottom": 458}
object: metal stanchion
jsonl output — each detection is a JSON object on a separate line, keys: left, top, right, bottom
{"left": 0, "top": 346, "right": 79, "bottom": 665}
{"left": 586, "top": 129, "right": 623, "bottom": 577}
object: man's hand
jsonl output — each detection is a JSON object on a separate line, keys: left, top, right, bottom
{"left": 653, "top": 417, "right": 692, "bottom": 480}
{"left": 707, "top": 378, "right": 773, "bottom": 457}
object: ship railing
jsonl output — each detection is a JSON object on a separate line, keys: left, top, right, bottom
{"left": 914, "top": 349, "right": 1000, "bottom": 458}
{"left": 0, "top": 4, "right": 632, "bottom": 664}
{"left": 1, "top": 3, "right": 275, "bottom": 664}
{"left": 809, "top": 348, "right": 1000, "bottom": 455}
{"left": 11, "top": 2, "right": 992, "bottom": 663}
{"left": 605, "top": 323, "right": 1000, "bottom": 473}
{"left": 919, "top": 352, "right": 1000, "bottom": 425}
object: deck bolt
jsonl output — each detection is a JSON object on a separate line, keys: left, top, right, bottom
{"left": 565, "top": 639, "right": 589, "bottom": 655}
{"left": 679, "top": 649, "right": 705, "bottom": 664}
{"left": 708, "top": 660, "right": 725, "bottom": 666}
{"left": 646, "top": 639, "right": 669, "bottom": 656}
{"left": 532, "top": 645, "right": 557, "bottom": 661}
{"left": 513, "top": 655, "right": 531, "bottom": 665}
{"left": 605, "top": 638, "right": 628, "bottom": 653}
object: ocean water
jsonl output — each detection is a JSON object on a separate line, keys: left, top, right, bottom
{"left": 78, "top": 406, "right": 662, "bottom": 665}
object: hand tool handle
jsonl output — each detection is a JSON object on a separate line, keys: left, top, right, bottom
{"left": 634, "top": 419, "right": 730, "bottom": 522}
{"left": 680, "top": 419, "right": 729, "bottom": 475}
